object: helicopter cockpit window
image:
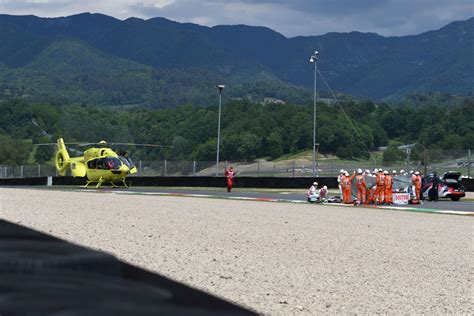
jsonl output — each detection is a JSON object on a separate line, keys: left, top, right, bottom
{"left": 119, "top": 156, "right": 135, "bottom": 169}
{"left": 94, "top": 158, "right": 107, "bottom": 169}
{"left": 105, "top": 157, "right": 122, "bottom": 170}
{"left": 87, "top": 157, "right": 121, "bottom": 170}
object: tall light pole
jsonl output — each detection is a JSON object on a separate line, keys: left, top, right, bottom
{"left": 309, "top": 51, "right": 319, "bottom": 177}
{"left": 216, "top": 85, "right": 225, "bottom": 176}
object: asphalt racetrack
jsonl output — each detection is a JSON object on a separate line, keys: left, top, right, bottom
{"left": 123, "top": 187, "right": 474, "bottom": 214}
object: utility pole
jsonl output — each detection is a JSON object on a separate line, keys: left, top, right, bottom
{"left": 215, "top": 85, "right": 225, "bottom": 176}
{"left": 309, "top": 51, "right": 319, "bottom": 177}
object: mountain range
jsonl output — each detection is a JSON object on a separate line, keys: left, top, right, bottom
{"left": 0, "top": 13, "right": 472, "bottom": 107}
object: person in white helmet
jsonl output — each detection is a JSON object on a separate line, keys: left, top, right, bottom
{"left": 412, "top": 171, "right": 422, "bottom": 201}
{"left": 354, "top": 168, "right": 367, "bottom": 204}
{"left": 307, "top": 181, "right": 319, "bottom": 203}
{"left": 337, "top": 169, "right": 344, "bottom": 195}
{"left": 400, "top": 169, "right": 405, "bottom": 176}
{"left": 319, "top": 185, "right": 328, "bottom": 200}
{"left": 366, "top": 168, "right": 378, "bottom": 203}
{"left": 341, "top": 171, "right": 354, "bottom": 204}
{"left": 374, "top": 168, "right": 385, "bottom": 204}
{"left": 392, "top": 170, "right": 398, "bottom": 193}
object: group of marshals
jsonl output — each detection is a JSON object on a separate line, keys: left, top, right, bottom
{"left": 335, "top": 168, "right": 422, "bottom": 205}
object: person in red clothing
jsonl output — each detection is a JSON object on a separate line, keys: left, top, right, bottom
{"left": 224, "top": 166, "right": 235, "bottom": 192}
{"left": 354, "top": 169, "right": 366, "bottom": 204}
{"left": 383, "top": 170, "right": 393, "bottom": 204}
{"left": 374, "top": 168, "right": 385, "bottom": 205}
{"left": 341, "top": 171, "right": 354, "bottom": 204}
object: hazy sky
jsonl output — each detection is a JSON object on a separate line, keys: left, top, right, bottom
{"left": 0, "top": 0, "right": 472, "bottom": 37}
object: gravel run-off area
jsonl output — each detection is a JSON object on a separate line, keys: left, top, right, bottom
{"left": 1, "top": 188, "right": 473, "bottom": 315}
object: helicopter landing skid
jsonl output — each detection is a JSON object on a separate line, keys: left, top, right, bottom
{"left": 83, "top": 177, "right": 132, "bottom": 189}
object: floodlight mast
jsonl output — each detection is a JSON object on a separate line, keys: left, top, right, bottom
{"left": 216, "top": 85, "right": 225, "bottom": 176}
{"left": 309, "top": 51, "right": 319, "bottom": 177}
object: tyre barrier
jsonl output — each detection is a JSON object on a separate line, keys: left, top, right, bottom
{"left": 0, "top": 220, "right": 254, "bottom": 315}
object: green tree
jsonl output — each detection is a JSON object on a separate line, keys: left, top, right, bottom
{"left": 0, "top": 134, "right": 31, "bottom": 165}
{"left": 383, "top": 144, "right": 405, "bottom": 165}
{"left": 34, "top": 137, "right": 55, "bottom": 163}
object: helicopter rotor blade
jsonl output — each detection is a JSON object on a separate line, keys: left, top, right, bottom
{"left": 33, "top": 141, "right": 171, "bottom": 148}
{"left": 33, "top": 142, "right": 93, "bottom": 147}
{"left": 108, "top": 143, "right": 171, "bottom": 148}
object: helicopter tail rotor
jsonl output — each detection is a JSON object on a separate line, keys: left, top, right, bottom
{"left": 55, "top": 138, "right": 71, "bottom": 176}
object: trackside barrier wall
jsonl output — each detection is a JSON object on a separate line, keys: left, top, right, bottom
{"left": 461, "top": 179, "right": 474, "bottom": 191}
{"left": 0, "top": 177, "right": 47, "bottom": 186}
{"left": 48, "top": 176, "right": 338, "bottom": 189}
{"left": 125, "top": 176, "right": 339, "bottom": 189}
{"left": 0, "top": 176, "right": 473, "bottom": 191}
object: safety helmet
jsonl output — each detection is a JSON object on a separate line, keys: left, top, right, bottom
{"left": 392, "top": 170, "right": 397, "bottom": 174}
{"left": 357, "top": 168, "right": 362, "bottom": 174}
{"left": 339, "top": 169, "right": 344, "bottom": 173}
{"left": 415, "top": 171, "right": 420, "bottom": 175}
{"left": 344, "top": 171, "right": 349, "bottom": 176}
{"left": 410, "top": 170, "right": 414, "bottom": 174}
{"left": 373, "top": 168, "right": 378, "bottom": 173}
{"left": 378, "top": 168, "right": 383, "bottom": 172}
{"left": 383, "top": 170, "right": 389, "bottom": 175}
{"left": 313, "top": 182, "right": 318, "bottom": 186}
{"left": 400, "top": 169, "right": 405, "bottom": 174}
{"left": 323, "top": 185, "right": 327, "bottom": 190}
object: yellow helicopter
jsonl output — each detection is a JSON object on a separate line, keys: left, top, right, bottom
{"left": 55, "top": 138, "right": 138, "bottom": 188}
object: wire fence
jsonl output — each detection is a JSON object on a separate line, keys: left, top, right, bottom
{"left": 0, "top": 164, "right": 57, "bottom": 179}
{"left": 1, "top": 149, "right": 471, "bottom": 179}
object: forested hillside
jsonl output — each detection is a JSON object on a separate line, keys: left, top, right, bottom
{"left": 0, "top": 96, "right": 472, "bottom": 165}
{"left": 0, "top": 13, "right": 472, "bottom": 106}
